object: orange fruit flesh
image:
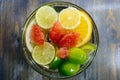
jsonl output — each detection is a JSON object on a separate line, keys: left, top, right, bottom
{"left": 72, "top": 11, "right": 92, "bottom": 47}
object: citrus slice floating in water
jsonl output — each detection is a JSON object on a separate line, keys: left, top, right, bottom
{"left": 35, "top": 6, "right": 58, "bottom": 29}
{"left": 59, "top": 7, "right": 80, "bottom": 29}
{"left": 73, "top": 11, "right": 92, "bottom": 47}
{"left": 32, "top": 42, "right": 55, "bottom": 65}
{"left": 25, "top": 19, "right": 36, "bottom": 52}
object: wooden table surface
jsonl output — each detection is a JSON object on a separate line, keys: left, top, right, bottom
{"left": 0, "top": 0, "right": 120, "bottom": 80}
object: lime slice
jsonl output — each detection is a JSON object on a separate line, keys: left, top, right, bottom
{"left": 81, "top": 43, "right": 96, "bottom": 53}
{"left": 32, "top": 42, "right": 55, "bottom": 65}
{"left": 25, "top": 19, "right": 36, "bottom": 52}
{"left": 35, "top": 6, "right": 58, "bottom": 29}
{"left": 59, "top": 61, "right": 80, "bottom": 76}
{"left": 50, "top": 57, "right": 63, "bottom": 70}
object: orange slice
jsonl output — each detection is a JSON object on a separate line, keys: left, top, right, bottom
{"left": 73, "top": 11, "right": 92, "bottom": 47}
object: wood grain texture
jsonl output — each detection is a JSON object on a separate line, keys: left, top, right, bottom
{"left": 0, "top": 0, "right": 120, "bottom": 80}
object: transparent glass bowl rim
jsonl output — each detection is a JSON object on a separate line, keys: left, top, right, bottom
{"left": 21, "top": 1, "right": 99, "bottom": 79}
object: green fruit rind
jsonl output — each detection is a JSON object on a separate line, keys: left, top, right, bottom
{"left": 81, "top": 43, "right": 96, "bottom": 53}
{"left": 50, "top": 57, "right": 63, "bottom": 70}
{"left": 68, "top": 48, "right": 88, "bottom": 64}
{"left": 59, "top": 61, "right": 80, "bottom": 76}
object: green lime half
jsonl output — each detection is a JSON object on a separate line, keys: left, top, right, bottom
{"left": 68, "top": 47, "right": 88, "bottom": 64}
{"left": 81, "top": 42, "right": 96, "bottom": 53}
{"left": 35, "top": 6, "right": 58, "bottom": 29}
{"left": 32, "top": 42, "right": 55, "bottom": 65}
{"left": 50, "top": 57, "right": 63, "bottom": 70}
{"left": 59, "top": 61, "right": 80, "bottom": 76}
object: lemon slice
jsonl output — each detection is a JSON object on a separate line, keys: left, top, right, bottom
{"left": 35, "top": 6, "right": 58, "bottom": 29}
{"left": 59, "top": 7, "right": 80, "bottom": 29}
{"left": 25, "top": 19, "right": 36, "bottom": 52}
{"left": 32, "top": 42, "right": 55, "bottom": 65}
{"left": 73, "top": 11, "right": 92, "bottom": 47}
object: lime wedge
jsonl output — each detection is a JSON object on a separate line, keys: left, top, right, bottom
{"left": 81, "top": 43, "right": 96, "bottom": 53}
{"left": 35, "top": 6, "right": 58, "bottom": 29}
{"left": 32, "top": 42, "right": 55, "bottom": 65}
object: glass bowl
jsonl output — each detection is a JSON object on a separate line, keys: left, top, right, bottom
{"left": 22, "top": 1, "right": 99, "bottom": 79}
